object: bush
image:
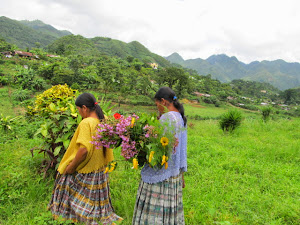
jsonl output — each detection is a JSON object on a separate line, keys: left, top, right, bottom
{"left": 128, "top": 95, "right": 152, "bottom": 106}
{"left": 261, "top": 107, "right": 272, "bottom": 122}
{"left": 0, "top": 75, "right": 9, "bottom": 86}
{"left": 0, "top": 113, "right": 19, "bottom": 132}
{"left": 12, "top": 89, "right": 32, "bottom": 102}
{"left": 27, "top": 84, "right": 77, "bottom": 118}
{"left": 219, "top": 109, "right": 242, "bottom": 132}
{"left": 202, "top": 96, "right": 221, "bottom": 107}
{"left": 214, "top": 100, "right": 221, "bottom": 107}
{"left": 70, "top": 82, "right": 81, "bottom": 90}
{"left": 0, "top": 113, "right": 22, "bottom": 142}
{"left": 13, "top": 67, "right": 47, "bottom": 91}
{"left": 187, "top": 115, "right": 220, "bottom": 120}
{"left": 238, "top": 104, "right": 259, "bottom": 111}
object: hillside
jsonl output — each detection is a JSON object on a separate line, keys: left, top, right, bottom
{"left": 20, "top": 20, "right": 72, "bottom": 38}
{"left": 48, "top": 35, "right": 171, "bottom": 67}
{"left": 89, "top": 37, "right": 170, "bottom": 67}
{"left": 0, "top": 16, "right": 71, "bottom": 49}
{"left": 166, "top": 53, "right": 300, "bottom": 90}
{"left": 47, "top": 35, "right": 99, "bottom": 56}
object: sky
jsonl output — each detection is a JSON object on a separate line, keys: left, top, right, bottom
{"left": 1, "top": 0, "right": 300, "bottom": 64}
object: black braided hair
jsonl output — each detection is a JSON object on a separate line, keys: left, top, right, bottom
{"left": 154, "top": 87, "right": 187, "bottom": 126}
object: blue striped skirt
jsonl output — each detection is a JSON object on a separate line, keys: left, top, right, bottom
{"left": 132, "top": 173, "right": 185, "bottom": 225}
{"left": 48, "top": 169, "right": 123, "bottom": 225}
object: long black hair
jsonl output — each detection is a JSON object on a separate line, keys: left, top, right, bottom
{"left": 154, "top": 87, "right": 187, "bottom": 126}
{"left": 75, "top": 93, "right": 105, "bottom": 120}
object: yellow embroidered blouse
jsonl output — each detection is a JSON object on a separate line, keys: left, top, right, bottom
{"left": 57, "top": 117, "right": 113, "bottom": 174}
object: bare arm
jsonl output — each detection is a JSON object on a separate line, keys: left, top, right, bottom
{"left": 64, "top": 147, "right": 88, "bottom": 174}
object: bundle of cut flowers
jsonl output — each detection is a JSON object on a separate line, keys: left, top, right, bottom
{"left": 92, "top": 112, "right": 175, "bottom": 172}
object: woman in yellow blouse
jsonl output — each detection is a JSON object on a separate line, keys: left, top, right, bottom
{"left": 48, "top": 93, "right": 122, "bottom": 225}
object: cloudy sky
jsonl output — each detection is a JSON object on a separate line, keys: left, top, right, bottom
{"left": 1, "top": 0, "right": 300, "bottom": 63}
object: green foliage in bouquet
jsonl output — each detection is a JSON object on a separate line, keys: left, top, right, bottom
{"left": 136, "top": 113, "right": 176, "bottom": 169}
{"left": 28, "top": 84, "right": 80, "bottom": 176}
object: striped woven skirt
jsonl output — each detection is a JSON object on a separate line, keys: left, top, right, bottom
{"left": 132, "top": 174, "right": 184, "bottom": 225}
{"left": 48, "top": 169, "right": 123, "bottom": 225}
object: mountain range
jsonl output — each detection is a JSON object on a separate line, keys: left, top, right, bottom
{"left": 165, "top": 53, "right": 300, "bottom": 90}
{"left": 0, "top": 16, "right": 71, "bottom": 49}
{"left": 1, "top": 16, "right": 300, "bottom": 90}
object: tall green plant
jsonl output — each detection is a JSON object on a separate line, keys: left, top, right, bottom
{"left": 261, "top": 106, "right": 272, "bottom": 122}
{"left": 97, "top": 96, "right": 115, "bottom": 115}
{"left": 219, "top": 109, "right": 242, "bottom": 132}
{"left": 14, "top": 67, "right": 46, "bottom": 91}
{"left": 12, "top": 89, "right": 31, "bottom": 102}
{"left": 0, "top": 113, "right": 19, "bottom": 132}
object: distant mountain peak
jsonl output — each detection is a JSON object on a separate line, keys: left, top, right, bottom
{"left": 207, "top": 54, "right": 232, "bottom": 60}
{"left": 206, "top": 54, "right": 233, "bottom": 65}
{"left": 169, "top": 52, "right": 182, "bottom": 57}
{"left": 165, "top": 52, "right": 184, "bottom": 64}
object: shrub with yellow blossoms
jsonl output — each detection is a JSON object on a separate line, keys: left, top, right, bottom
{"left": 27, "top": 84, "right": 77, "bottom": 118}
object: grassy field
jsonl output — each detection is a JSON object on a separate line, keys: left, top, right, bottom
{"left": 0, "top": 88, "right": 299, "bottom": 224}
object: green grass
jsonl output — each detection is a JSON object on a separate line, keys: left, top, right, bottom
{"left": 0, "top": 87, "right": 16, "bottom": 116}
{"left": 184, "top": 102, "right": 260, "bottom": 120}
{"left": 0, "top": 99, "right": 299, "bottom": 224}
{"left": 184, "top": 117, "right": 300, "bottom": 224}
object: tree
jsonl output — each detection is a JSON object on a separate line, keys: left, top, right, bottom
{"left": 96, "top": 57, "right": 120, "bottom": 96}
{"left": 282, "top": 89, "right": 297, "bottom": 104}
{"left": 34, "top": 42, "right": 41, "bottom": 48}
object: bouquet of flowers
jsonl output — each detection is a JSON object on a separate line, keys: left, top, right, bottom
{"left": 92, "top": 112, "right": 175, "bottom": 172}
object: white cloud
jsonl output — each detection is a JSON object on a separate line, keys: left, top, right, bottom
{"left": 1, "top": 0, "right": 300, "bottom": 63}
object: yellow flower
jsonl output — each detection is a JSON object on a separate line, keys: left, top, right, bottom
{"left": 161, "top": 155, "right": 169, "bottom": 165}
{"left": 161, "top": 155, "right": 166, "bottom": 165}
{"left": 149, "top": 151, "right": 155, "bottom": 163}
{"left": 108, "top": 166, "right": 115, "bottom": 172}
{"left": 130, "top": 118, "right": 136, "bottom": 128}
{"left": 160, "top": 137, "right": 169, "bottom": 147}
{"left": 104, "top": 167, "right": 109, "bottom": 174}
{"left": 133, "top": 158, "right": 139, "bottom": 169}
{"left": 165, "top": 162, "right": 168, "bottom": 169}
